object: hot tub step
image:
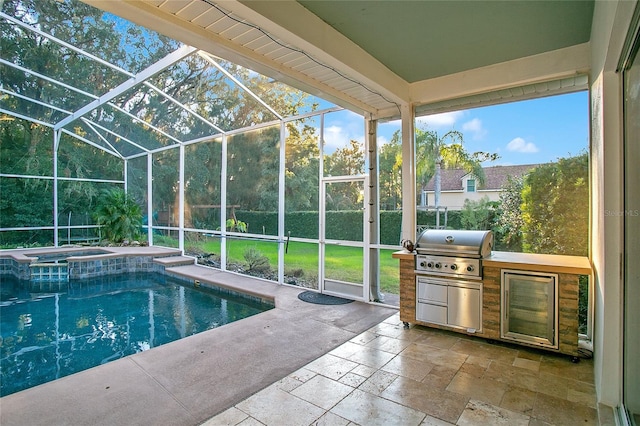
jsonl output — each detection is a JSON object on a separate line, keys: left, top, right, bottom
{"left": 153, "top": 255, "right": 195, "bottom": 267}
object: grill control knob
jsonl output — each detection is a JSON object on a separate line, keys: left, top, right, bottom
{"left": 435, "top": 263, "right": 442, "bottom": 269}
{"left": 420, "top": 261, "right": 426, "bottom": 268}
{"left": 467, "top": 265, "right": 475, "bottom": 272}
{"left": 450, "top": 264, "right": 458, "bottom": 271}
{"left": 427, "top": 262, "right": 433, "bottom": 268}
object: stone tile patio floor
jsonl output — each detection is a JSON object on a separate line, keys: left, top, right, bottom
{"left": 203, "top": 312, "right": 599, "bottom": 426}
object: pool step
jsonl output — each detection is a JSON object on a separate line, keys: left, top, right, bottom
{"left": 153, "top": 255, "right": 196, "bottom": 268}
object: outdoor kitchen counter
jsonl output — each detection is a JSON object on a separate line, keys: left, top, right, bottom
{"left": 394, "top": 250, "right": 591, "bottom": 357}
{"left": 484, "top": 251, "right": 592, "bottom": 275}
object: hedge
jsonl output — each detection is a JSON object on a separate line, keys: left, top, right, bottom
{"left": 234, "top": 209, "right": 465, "bottom": 245}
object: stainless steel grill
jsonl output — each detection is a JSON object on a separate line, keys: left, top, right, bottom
{"left": 415, "top": 230, "right": 494, "bottom": 279}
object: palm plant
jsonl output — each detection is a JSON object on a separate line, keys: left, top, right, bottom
{"left": 93, "top": 188, "right": 143, "bottom": 243}
{"left": 416, "top": 128, "right": 498, "bottom": 207}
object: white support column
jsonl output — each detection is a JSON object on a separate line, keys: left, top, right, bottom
{"left": 278, "top": 121, "right": 286, "bottom": 284}
{"left": 401, "top": 104, "right": 416, "bottom": 242}
{"left": 221, "top": 134, "right": 228, "bottom": 271}
{"left": 318, "top": 113, "right": 326, "bottom": 289}
{"left": 53, "top": 130, "right": 60, "bottom": 247}
{"left": 367, "top": 118, "right": 383, "bottom": 302}
{"left": 178, "top": 144, "right": 185, "bottom": 252}
{"left": 147, "top": 153, "right": 154, "bottom": 246}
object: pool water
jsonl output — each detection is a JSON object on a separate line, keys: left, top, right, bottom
{"left": 0, "top": 273, "right": 272, "bottom": 397}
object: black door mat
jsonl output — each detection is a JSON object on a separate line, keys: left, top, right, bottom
{"left": 297, "top": 290, "right": 354, "bottom": 305}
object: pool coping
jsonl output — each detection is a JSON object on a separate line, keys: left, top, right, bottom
{"left": 0, "top": 248, "right": 397, "bottom": 426}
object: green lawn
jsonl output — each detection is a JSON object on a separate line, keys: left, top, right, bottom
{"left": 184, "top": 236, "right": 399, "bottom": 294}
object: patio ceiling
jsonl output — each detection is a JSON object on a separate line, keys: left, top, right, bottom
{"left": 84, "top": 0, "right": 594, "bottom": 119}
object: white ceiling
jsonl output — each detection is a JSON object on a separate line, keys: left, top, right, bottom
{"left": 85, "top": 0, "right": 594, "bottom": 120}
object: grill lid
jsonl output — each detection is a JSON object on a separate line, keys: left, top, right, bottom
{"left": 415, "top": 229, "right": 493, "bottom": 258}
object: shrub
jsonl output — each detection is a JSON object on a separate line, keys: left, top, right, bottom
{"left": 243, "top": 247, "right": 270, "bottom": 272}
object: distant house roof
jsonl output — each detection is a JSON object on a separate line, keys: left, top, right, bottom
{"left": 425, "top": 164, "right": 540, "bottom": 191}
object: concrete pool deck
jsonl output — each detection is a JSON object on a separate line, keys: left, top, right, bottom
{"left": 0, "top": 258, "right": 397, "bottom": 426}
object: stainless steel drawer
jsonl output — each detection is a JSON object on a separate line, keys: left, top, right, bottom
{"left": 416, "top": 302, "right": 447, "bottom": 325}
{"left": 417, "top": 280, "right": 447, "bottom": 304}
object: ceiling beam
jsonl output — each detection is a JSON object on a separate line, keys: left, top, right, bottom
{"left": 410, "top": 43, "right": 591, "bottom": 107}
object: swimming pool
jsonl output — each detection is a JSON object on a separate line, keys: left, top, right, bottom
{"left": 0, "top": 273, "right": 273, "bottom": 397}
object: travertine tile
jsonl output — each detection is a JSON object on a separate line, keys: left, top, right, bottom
{"left": 350, "top": 363, "right": 377, "bottom": 378}
{"left": 342, "top": 345, "right": 396, "bottom": 369}
{"left": 312, "top": 411, "right": 351, "bottom": 426}
{"left": 236, "top": 385, "right": 325, "bottom": 426}
{"left": 350, "top": 331, "right": 378, "bottom": 346}
{"left": 305, "top": 354, "right": 359, "bottom": 380}
{"left": 401, "top": 342, "right": 468, "bottom": 370}
{"left": 421, "top": 364, "right": 459, "bottom": 390}
{"left": 237, "top": 416, "right": 265, "bottom": 426}
{"left": 512, "top": 357, "right": 540, "bottom": 372}
{"left": 567, "top": 387, "right": 597, "bottom": 408}
{"left": 457, "top": 400, "right": 529, "bottom": 426}
{"left": 337, "top": 372, "right": 368, "bottom": 388}
{"left": 368, "top": 321, "right": 407, "bottom": 339}
{"left": 381, "top": 354, "right": 434, "bottom": 381}
{"left": 289, "top": 367, "right": 318, "bottom": 383}
{"left": 539, "top": 354, "right": 594, "bottom": 383}
{"left": 446, "top": 371, "right": 508, "bottom": 406}
{"left": 532, "top": 392, "right": 599, "bottom": 426}
{"left": 458, "top": 355, "right": 490, "bottom": 378}
{"left": 201, "top": 406, "right": 249, "bottom": 425}
{"left": 329, "top": 342, "right": 367, "bottom": 359}
{"left": 499, "top": 385, "right": 536, "bottom": 415}
{"left": 450, "top": 339, "right": 519, "bottom": 364}
{"left": 274, "top": 375, "right": 305, "bottom": 392}
{"left": 200, "top": 311, "right": 595, "bottom": 426}
{"left": 420, "top": 415, "right": 455, "bottom": 425}
{"left": 365, "top": 335, "right": 412, "bottom": 354}
{"left": 420, "top": 333, "right": 461, "bottom": 350}
{"left": 358, "top": 369, "right": 398, "bottom": 396}
{"left": 484, "top": 360, "right": 539, "bottom": 391}
{"left": 330, "top": 388, "right": 426, "bottom": 426}
{"left": 291, "top": 375, "right": 354, "bottom": 410}
{"left": 381, "top": 376, "right": 469, "bottom": 424}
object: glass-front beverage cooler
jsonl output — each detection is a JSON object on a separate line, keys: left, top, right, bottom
{"left": 501, "top": 270, "right": 558, "bottom": 349}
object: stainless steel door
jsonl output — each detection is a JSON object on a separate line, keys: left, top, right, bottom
{"left": 501, "top": 270, "right": 558, "bottom": 348}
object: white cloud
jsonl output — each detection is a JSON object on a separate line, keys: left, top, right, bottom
{"left": 462, "top": 118, "right": 487, "bottom": 140}
{"left": 415, "top": 111, "right": 465, "bottom": 129}
{"left": 323, "top": 125, "right": 347, "bottom": 151}
{"left": 506, "top": 137, "right": 539, "bottom": 153}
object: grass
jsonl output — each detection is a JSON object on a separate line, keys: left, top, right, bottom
{"left": 183, "top": 236, "right": 399, "bottom": 295}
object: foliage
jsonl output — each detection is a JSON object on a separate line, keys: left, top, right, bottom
{"left": 521, "top": 152, "right": 588, "bottom": 256}
{"left": 324, "top": 140, "right": 365, "bottom": 211}
{"left": 243, "top": 247, "right": 271, "bottom": 273}
{"left": 495, "top": 176, "right": 525, "bottom": 251}
{"left": 225, "top": 218, "right": 248, "bottom": 233}
{"left": 415, "top": 128, "right": 499, "bottom": 200}
{"left": 460, "top": 197, "right": 498, "bottom": 230}
{"left": 92, "top": 188, "right": 143, "bottom": 243}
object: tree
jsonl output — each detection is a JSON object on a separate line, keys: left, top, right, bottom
{"left": 521, "top": 152, "right": 588, "bottom": 256}
{"left": 415, "top": 128, "right": 498, "bottom": 207}
{"left": 378, "top": 133, "right": 403, "bottom": 210}
{"left": 495, "top": 175, "right": 525, "bottom": 251}
{"left": 324, "top": 140, "right": 365, "bottom": 210}
{"left": 1, "top": 0, "right": 318, "bottom": 244}
{"left": 460, "top": 196, "right": 498, "bottom": 231}
{"left": 284, "top": 119, "right": 321, "bottom": 212}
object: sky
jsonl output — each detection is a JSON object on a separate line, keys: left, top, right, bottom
{"left": 321, "top": 91, "right": 589, "bottom": 166}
